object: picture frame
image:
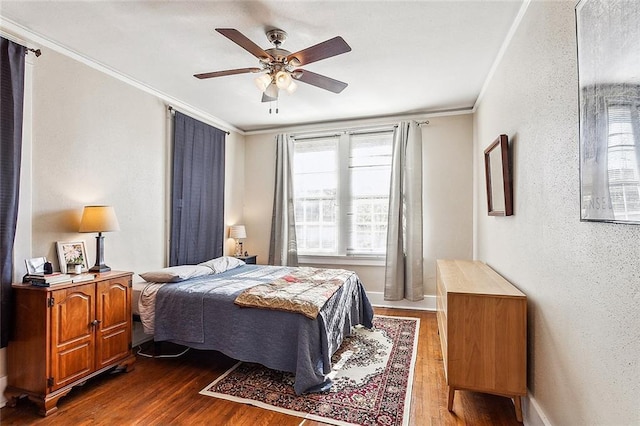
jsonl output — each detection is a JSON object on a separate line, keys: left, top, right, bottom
{"left": 56, "top": 241, "right": 89, "bottom": 274}
{"left": 25, "top": 257, "right": 48, "bottom": 275}
{"left": 577, "top": 0, "right": 640, "bottom": 224}
{"left": 484, "top": 134, "right": 513, "bottom": 216}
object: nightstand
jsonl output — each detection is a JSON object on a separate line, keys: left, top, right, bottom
{"left": 236, "top": 255, "right": 257, "bottom": 264}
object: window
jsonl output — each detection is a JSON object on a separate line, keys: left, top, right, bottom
{"left": 292, "top": 129, "right": 394, "bottom": 257}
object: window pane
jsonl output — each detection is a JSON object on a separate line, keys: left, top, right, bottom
{"left": 348, "top": 132, "right": 393, "bottom": 254}
{"left": 306, "top": 225, "right": 320, "bottom": 249}
{"left": 293, "top": 137, "right": 339, "bottom": 254}
{"left": 323, "top": 200, "right": 335, "bottom": 221}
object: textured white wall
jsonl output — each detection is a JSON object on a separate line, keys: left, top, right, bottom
{"left": 244, "top": 114, "right": 474, "bottom": 296}
{"left": 28, "top": 48, "right": 245, "bottom": 277}
{"left": 474, "top": 1, "right": 640, "bottom": 424}
{"left": 31, "top": 48, "right": 167, "bottom": 275}
{"left": 422, "top": 114, "right": 473, "bottom": 294}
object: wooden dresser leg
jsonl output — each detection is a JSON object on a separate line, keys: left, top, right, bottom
{"left": 35, "top": 388, "right": 72, "bottom": 417}
{"left": 118, "top": 354, "right": 137, "bottom": 373}
{"left": 4, "top": 387, "right": 22, "bottom": 408}
{"left": 514, "top": 395, "right": 523, "bottom": 422}
{"left": 447, "top": 386, "right": 455, "bottom": 411}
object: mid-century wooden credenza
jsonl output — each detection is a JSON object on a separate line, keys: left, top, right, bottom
{"left": 436, "top": 259, "right": 527, "bottom": 422}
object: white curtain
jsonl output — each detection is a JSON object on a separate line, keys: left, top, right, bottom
{"left": 268, "top": 134, "right": 299, "bottom": 266}
{"left": 384, "top": 121, "right": 423, "bottom": 301}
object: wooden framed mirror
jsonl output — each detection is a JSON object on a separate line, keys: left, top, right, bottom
{"left": 484, "top": 134, "right": 513, "bottom": 216}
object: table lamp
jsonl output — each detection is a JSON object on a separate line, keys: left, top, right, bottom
{"left": 229, "top": 225, "right": 247, "bottom": 256}
{"left": 79, "top": 205, "right": 120, "bottom": 272}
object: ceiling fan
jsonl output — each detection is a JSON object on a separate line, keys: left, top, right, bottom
{"left": 194, "top": 28, "right": 351, "bottom": 103}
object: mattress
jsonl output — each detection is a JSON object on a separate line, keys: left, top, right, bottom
{"left": 132, "top": 281, "right": 148, "bottom": 317}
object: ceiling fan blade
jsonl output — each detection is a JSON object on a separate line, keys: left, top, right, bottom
{"left": 194, "top": 67, "right": 261, "bottom": 79}
{"left": 216, "top": 28, "right": 273, "bottom": 61}
{"left": 287, "top": 36, "right": 351, "bottom": 66}
{"left": 295, "top": 69, "right": 348, "bottom": 93}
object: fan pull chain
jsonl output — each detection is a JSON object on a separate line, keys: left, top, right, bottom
{"left": 268, "top": 99, "right": 280, "bottom": 114}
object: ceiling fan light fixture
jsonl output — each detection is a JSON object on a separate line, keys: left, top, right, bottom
{"left": 265, "top": 81, "right": 279, "bottom": 99}
{"left": 286, "top": 80, "right": 298, "bottom": 94}
{"left": 275, "top": 70, "right": 292, "bottom": 89}
{"left": 254, "top": 73, "right": 272, "bottom": 92}
{"left": 288, "top": 57, "right": 301, "bottom": 67}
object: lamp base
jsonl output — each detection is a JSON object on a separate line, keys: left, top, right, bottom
{"left": 89, "top": 264, "right": 111, "bottom": 273}
{"left": 90, "top": 233, "right": 111, "bottom": 273}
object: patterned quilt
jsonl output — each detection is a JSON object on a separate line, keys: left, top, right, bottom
{"left": 234, "top": 267, "right": 354, "bottom": 319}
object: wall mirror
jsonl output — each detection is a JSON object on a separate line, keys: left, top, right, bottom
{"left": 577, "top": 0, "right": 640, "bottom": 224}
{"left": 484, "top": 134, "right": 513, "bottom": 216}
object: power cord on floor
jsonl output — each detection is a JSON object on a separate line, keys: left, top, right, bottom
{"left": 136, "top": 344, "right": 190, "bottom": 358}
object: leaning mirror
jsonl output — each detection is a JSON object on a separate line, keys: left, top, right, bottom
{"left": 484, "top": 134, "right": 513, "bottom": 216}
{"left": 577, "top": 0, "right": 640, "bottom": 224}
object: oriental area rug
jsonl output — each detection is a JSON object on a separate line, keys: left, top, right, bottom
{"left": 200, "top": 315, "right": 419, "bottom": 426}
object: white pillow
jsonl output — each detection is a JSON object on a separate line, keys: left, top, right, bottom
{"left": 198, "top": 256, "right": 245, "bottom": 274}
{"left": 139, "top": 265, "right": 212, "bottom": 283}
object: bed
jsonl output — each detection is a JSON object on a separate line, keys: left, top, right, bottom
{"left": 137, "top": 258, "right": 374, "bottom": 394}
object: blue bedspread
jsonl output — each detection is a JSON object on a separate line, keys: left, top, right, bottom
{"left": 153, "top": 264, "right": 374, "bottom": 394}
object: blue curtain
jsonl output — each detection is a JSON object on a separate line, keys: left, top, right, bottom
{"left": 0, "top": 37, "right": 26, "bottom": 347}
{"left": 170, "top": 111, "right": 226, "bottom": 266}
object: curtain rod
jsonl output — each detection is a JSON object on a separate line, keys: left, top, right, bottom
{"left": 167, "top": 106, "right": 230, "bottom": 135}
{"left": 26, "top": 48, "right": 41, "bottom": 57}
{"left": 291, "top": 120, "right": 429, "bottom": 140}
{"left": 1, "top": 32, "right": 41, "bottom": 57}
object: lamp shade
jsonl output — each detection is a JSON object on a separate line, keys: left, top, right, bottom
{"left": 79, "top": 206, "right": 120, "bottom": 233}
{"left": 286, "top": 80, "right": 298, "bottom": 94}
{"left": 254, "top": 73, "right": 272, "bottom": 92}
{"left": 275, "top": 71, "right": 292, "bottom": 89}
{"left": 229, "top": 225, "right": 247, "bottom": 239}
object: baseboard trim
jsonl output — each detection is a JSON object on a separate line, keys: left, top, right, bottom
{"left": 367, "top": 292, "right": 436, "bottom": 311}
{"left": 0, "top": 374, "right": 7, "bottom": 408}
{"left": 523, "top": 392, "right": 552, "bottom": 426}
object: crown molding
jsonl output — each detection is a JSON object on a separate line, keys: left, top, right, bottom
{"left": 0, "top": 16, "right": 243, "bottom": 135}
{"left": 473, "top": 0, "right": 532, "bottom": 112}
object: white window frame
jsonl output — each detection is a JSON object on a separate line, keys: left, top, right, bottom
{"left": 291, "top": 127, "right": 394, "bottom": 263}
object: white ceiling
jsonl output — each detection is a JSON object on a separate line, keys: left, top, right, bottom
{"left": 0, "top": 1, "right": 525, "bottom": 132}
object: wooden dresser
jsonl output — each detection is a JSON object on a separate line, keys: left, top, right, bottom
{"left": 436, "top": 259, "right": 526, "bottom": 422}
{"left": 5, "top": 271, "right": 136, "bottom": 416}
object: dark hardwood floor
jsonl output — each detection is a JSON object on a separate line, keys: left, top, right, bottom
{"left": 1, "top": 308, "right": 521, "bottom": 425}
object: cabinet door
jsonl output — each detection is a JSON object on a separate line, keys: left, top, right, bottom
{"left": 95, "top": 277, "right": 131, "bottom": 369}
{"left": 50, "top": 283, "right": 96, "bottom": 391}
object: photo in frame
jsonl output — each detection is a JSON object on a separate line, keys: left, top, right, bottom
{"left": 577, "top": 0, "right": 640, "bottom": 224}
{"left": 56, "top": 241, "right": 89, "bottom": 274}
{"left": 25, "top": 257, "right": 48, "bottom": 275}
